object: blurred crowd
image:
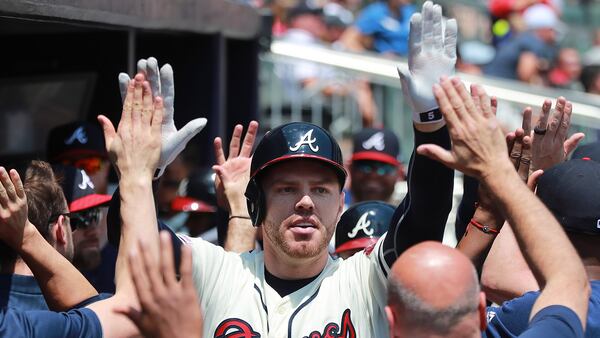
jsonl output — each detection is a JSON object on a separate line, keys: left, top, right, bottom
{"left": 242, "top": 0, "right": 600, "bottom": 95}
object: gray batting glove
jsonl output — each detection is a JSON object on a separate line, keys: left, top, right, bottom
{"left": 119, "top": 57, "right": 207, "bottom": 178}
{"left": 397, "top": 1, "right": 457, "bottom": 124}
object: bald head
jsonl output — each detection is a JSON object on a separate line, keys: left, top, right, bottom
{"left": 386, "top": 241, "right": 483, "bottom": 337}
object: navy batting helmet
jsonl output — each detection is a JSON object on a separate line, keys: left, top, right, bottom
{"left": 245, "top": 122, "right": 347, "bottom": 226}
{"left": 335, "top": 201, "right": 393, "bottom": 254}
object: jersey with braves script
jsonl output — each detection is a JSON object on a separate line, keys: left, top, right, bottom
{"left": 189, "top": 234, "right": 389, "bottom": 338}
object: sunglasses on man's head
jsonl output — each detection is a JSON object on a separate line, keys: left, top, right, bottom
{"left": 48, "top": 208, "right": 102, "bottom": 231}
{"left": 354, "top": 162, "right": 397, "bottom": 176}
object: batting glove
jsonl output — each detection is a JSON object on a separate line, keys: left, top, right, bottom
{"left": 119, "top": 57, "right": 207, "bottom": 178}
{"left": 397, "top": 1, "right": 457, "bottom": 124}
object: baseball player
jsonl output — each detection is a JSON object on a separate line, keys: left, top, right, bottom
{"left": 103, "top": 2, "right": 457, "bottom": 337}
{"left": 334, "top": 201, "right": 393, "bottom": 259}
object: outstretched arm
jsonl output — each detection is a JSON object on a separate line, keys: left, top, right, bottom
{"left": 213, "top": 121, "right": 258, "bottom": 253}
{"left": 0, "top": 167, "right": 98, "bottom": 311}
{"left": 88, "top": 74, "right": 164, "bottom": 337}
{"left": 380, "top": 1, "right": 457, "bottom": 269}
{"left": 419, "top": 76, "right": 590, "bottom": 329}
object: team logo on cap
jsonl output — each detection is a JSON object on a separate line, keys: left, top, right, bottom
{"left": 78, "top": 170, "right": 95, "bottom": 190}
{"left": 362, "top": 132, "right": 385, "bottom": 151}
{"left": 347, "top": 211, "right": 375, "bottom": 238}
{"left": 65, "top": 126, "right": 88, "bottom": 145}
{"left": 290, "top": 129, "right": 319, "bottom": 152}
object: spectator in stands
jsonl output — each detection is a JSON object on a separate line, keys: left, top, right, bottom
{"left": 0, "top": 161, "right": 76, "bottom": 310}
{"left": 323, "top": 1, "right": 354, "bottom": 45}
{"left": 340, "top": 0, "right": 415, "bottom": 56}
{"left": 52, "top": 165, "right": 114, "bottom": 294}
{"left": 581, "top": 65, "right": 600, "bottom": 95}
{"left": 349, "top": 128, "right": 404, "bottom": 205}
{"left": 484, "top": 4, "right": 561, "bottom": 85}
{"left": 548, "top": 48, "right": 583, "bottom": 90}
{"left": 488, "top": 0, "right": 560, "bottom": 47}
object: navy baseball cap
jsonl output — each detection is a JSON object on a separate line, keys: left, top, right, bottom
{"left": 351, "top": 128, "right": 401, "bottom": 166}
{"left": 52, "top": 164, "right": 111, "bottom": 213}
{"left": 536, "top": 159, "right": 600, "bottom": 235}
{"left": 47, "top": 121, "right": 107, "bottom": 162}
{"left": 571, "top": 142, "right": 600, "bottom": 162}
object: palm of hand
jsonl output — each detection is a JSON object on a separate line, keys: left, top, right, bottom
{"left": 215, "top": 157, "right": 251, "bottom": 210}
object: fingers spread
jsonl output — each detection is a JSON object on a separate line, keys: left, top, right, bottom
{"left": 408, "top": 13, "right": 423, "bottom": 63}
{"left": 141, "top": 81, "right": 154, "bottom": 126}
{"left": 451, "top": 77, "right": 479, "bottom": 121}
{"left": 240, "top": 121, "right": 259, "bottom": 158}
{"left": 146, "top": 57, "right": 161, "bottom": 97}
{"left": 228, "top": 125, "right": 243, "bottom": 159}
{"left": 0, "top": 168, "right": 9, "bottom": 207}
{"left": 121, "top": 80, "right": 136, "bottom": 129}
{"left": 432, "top": 4, "right": 443, "bottom": 51}
{"left": 433, "top": 82, "right": 460, "bottom": 129}
{"left": 214, "top": 137, "right": 226, "bottom": 165}
{"left": 518, "top": 135, "right": 532, "bottom": 183}
{"left": 521, "top": 107, "right": 532, "bottom": 136}
{"left": 151, "top": 97, "right": 164, "bottom": 135}
{"left": 536, "top": 99, "right": 552, "bottom": 131}
{"left": 10, "top": 170, "right": 25, "bottom": 200}
{"left": 0, "top": 167, "right": 16, "bottom": 202}
{"left": 421, "top": 1, "right": 434, "bottom": 52}
{"left": 556, "top": 100, "right": 572, "bottom": 141}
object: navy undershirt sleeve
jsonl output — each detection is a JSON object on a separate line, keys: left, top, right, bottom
{"left": 381, "top": 125, "right": 454, "bottom": 270}
{"left": 517, "top": 305, "right": 584, "bottom": 338}
{"left": 0, "top": 308, "right": 102, "bottom": 338}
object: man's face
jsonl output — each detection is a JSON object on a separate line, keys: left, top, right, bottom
{"left": 350, "top": 160, "right": 399, "bottom": 202}
{"left": 261, "top": 159, "right": 344, "bottom": 259}
{"left": 71, "top": 208, "right": 104, "bottom": 270}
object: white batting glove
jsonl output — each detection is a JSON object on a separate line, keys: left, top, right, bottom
{"left": 119, "top": 57, "right": 207, "bottom": 178}
{"left": 397, "top": 1, "right": 457, "bottom": 124}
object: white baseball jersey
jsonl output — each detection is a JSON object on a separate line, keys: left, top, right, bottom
{"left": 188, "top": 234, "right": 391, "bottom": 338}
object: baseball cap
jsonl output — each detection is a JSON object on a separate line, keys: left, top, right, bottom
{"left": 523, "top": 4, "right": 564, "bottom": 31}
{"left": 171, "top": 168, "right": 218, "bottom": 213}
{"left": 536, "top": 159, "right": 600, "bottom": 235}
{"left": 571, "top": 142, "right": 600, "bottom": 162}
{"left": 47, "top": 121, "right": 107, "bottom": 162}
{"left": 351, "top": 128, "right": 401, "bottom": 166}
{"left": 52, "top": 164, "right": 112, "bottom": 213}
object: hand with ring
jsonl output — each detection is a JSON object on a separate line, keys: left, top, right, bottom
{"left": 528, "top": 97, "right": 585, "bottom": 172}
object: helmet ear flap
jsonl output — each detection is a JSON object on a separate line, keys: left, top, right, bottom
{"left": 245, "top": 178, "right": 264, "bottom": 227}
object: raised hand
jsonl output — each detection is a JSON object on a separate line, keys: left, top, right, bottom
{"left": 212, "top": 121, "right": 258, "bottom": 213}
{"left": 0, "top": 167, "right": 31, "bottom": 249}
{"left": 119, "top": 57, "right": 207, "bottom": 178}
{"left": 115, "top": 232, "right": 202, "bottom": 338}
{"left": 398, "top": 1, "right": 457, "bottom": 123}
{"left": 99, "top": 74, "right": 163, "bottom": 181}
{"left": 529, "top": 97, "right": 585, "bottom": 172}
{"left": 416, "top": 77, "right": 511, "bottom": 179}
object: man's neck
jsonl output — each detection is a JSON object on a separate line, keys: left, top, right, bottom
{"left": 263, "top": 244, "right": 329, "bottom": 280}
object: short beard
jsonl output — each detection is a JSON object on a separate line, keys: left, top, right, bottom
{"left": 263, "top": 219, "right": 331, "bottom": 259}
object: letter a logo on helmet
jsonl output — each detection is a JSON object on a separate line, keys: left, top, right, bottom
{"left": 347, "top": 211, "right": 375, "bottom": 238}
{"left": 290, "top": 129, "right": 319, "bottom": 152}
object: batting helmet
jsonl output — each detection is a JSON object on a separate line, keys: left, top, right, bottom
{"left": 245, "top": 122, "right": 347, "bottom": 226}
{"left": 335, "top": 201, "right": 393, "bottom": 254}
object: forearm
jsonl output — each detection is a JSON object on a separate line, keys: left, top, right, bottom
{"left": 115, "top": 178, "right": 159, "bottom": 295}
{"left": 224, "top": 195, "right": 255, "bottom": 253}
{"left": 383, "top": 125, "right": 453, "bottom": 264}
{"left": 455, "top": 207, "right": 504, "bottom": 276}
{"left": 18, "top": 221, "right": 97, "bottom": 311}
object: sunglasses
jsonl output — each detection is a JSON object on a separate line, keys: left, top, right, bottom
{"left": 354, "top": 162, "right": 397, "bottom": 176}
{"left": 61, "top": 157, "right": 104, "bottom": 176}
{"left": 48, "top": 208, "right": 102, "bottom": 231}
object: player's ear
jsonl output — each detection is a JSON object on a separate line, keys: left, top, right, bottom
{"left": 479, "top": 291, "right": 487, "bottom": 331}
{"left": 337, "top": 190, "right": 345, "bottom": 221}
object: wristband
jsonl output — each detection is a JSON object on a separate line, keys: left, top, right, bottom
{"left": 413, "top": 108, "right": 443, "bottom": 124}
{"left": 469, "top": 219, "right": 500, "bottom": 235}
{"left": 228, "top": 215, "right": 251, "bottom": 222}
